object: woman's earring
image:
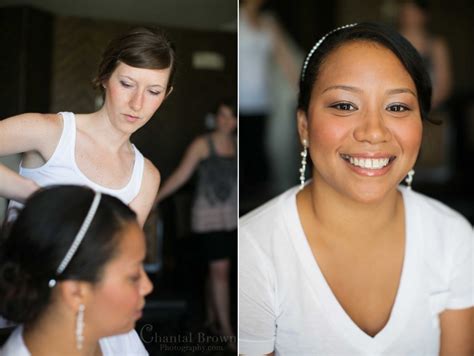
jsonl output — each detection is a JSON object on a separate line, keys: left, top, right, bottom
{"left": 405, "top": 169, "right": 415, "bottom": 190}
{"left": 76, "top": 304, "right": 85, "bottom": 350}
{"left": 299, "top": 139, "right": 308, "bottom": 190}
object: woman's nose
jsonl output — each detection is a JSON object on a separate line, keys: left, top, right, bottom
{"left": 141, "top": 269, "right": 154, "bottom": 296}
{"left": 353, "top": 110, "right": 392, "bottom": 144}
{"left": 129, "top": 91, "right": 144, "bottom": 112}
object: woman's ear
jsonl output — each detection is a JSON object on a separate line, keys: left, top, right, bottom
{"left": 165, "top": 86, "right": 174, "bottom": 98}
{"left": 57, "top": 280, "right": 92, "bottom": 310}
{"left": 297, "top": 109, "right": 309, "bottom": 145}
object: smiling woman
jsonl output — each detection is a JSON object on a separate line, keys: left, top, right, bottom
{"left": 239, "top": 22, "right": 473, "bottom": 356}
{"left": 300, "top": 40, "right": 423, "bottom": 203}
{"left": 0, "top": 26, "right": 176, "bottom": 227}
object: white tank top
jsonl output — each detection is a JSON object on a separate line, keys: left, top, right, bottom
{"left": 8, "top": 112, "right": 144, "bottom": 216}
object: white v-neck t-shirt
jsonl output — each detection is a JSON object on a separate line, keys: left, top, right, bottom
{"left": 239, "top": 186, "right": 473, "bottom": 356}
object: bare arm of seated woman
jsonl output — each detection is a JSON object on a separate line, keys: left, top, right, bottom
{"left": 129, "top": 158, "right": 161, "bottom": 227}
{"left": 439, "top": 307, "right": 473, "bottom": 356}
{"left": 0, "top": 113, "right": 61, "bottom": 202}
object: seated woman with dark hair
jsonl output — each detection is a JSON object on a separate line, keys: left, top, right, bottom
{"left": 0, "top": 185, "right": 153, "bottom": 355}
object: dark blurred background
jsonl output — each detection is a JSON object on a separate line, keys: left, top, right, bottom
{"left": 239, "top": 0, "right": 474, "bottom": 225}
{"left": 0, "top": 0, "right": 236, "bottom": 354}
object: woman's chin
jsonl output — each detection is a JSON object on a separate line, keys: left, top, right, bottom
{"left": 356, "top": 187, "right": 398, "bottom": 205}
{"left": 338, "top": 181, "right": 397, "bottom": 205}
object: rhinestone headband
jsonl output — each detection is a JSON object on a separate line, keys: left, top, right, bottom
{"left": 301, "top": 23, "right": 358, "bottom": 81}
{"left": 48, "top": 191, "right": 102, "bottom": 288}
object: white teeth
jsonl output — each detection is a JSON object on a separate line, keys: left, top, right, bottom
{"left": 347, "top": 156, "right": 390, "bottom": 169}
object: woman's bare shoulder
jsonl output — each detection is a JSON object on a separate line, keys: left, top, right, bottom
{"left": 189, "top": 135, "right": 211, "bottom": 157}
{"left": 0, "top": 112, "right": 62, "bottom": 141}
{"left": 4, "top": 112, "right": 61, "bottom": 125}
{"left": 0, "top": 113, "right": 63, "bottom": 157}
{"left": 143, "top": 158, "right": 161, "bottom": 185}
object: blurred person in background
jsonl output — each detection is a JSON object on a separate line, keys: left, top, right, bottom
{"left": 398, "top": 0, "right": 452, "bottom": 110}
{"left": 155, "top": 100, "right": 237, "bottom": 350}
{"left": 398, "top": 0, "right": 454, "bottom": 181}
{"left": 239, "top": 0, "right": 300, "bottom": 205}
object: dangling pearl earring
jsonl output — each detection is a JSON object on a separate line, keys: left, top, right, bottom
{"left": 76, "top": 304, "right": 85, "bottom": 350}
{"left": 405, "top": 169, "right": 415, "bottom": 190}
{"left": 299, "top": 139, "right": 308, "bottom": 190}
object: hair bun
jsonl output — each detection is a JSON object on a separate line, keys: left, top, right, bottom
{"left": 0, "top": 260, "right": 51, "bottom": 323}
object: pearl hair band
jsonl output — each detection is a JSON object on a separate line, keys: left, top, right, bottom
{"left": 48, "top": 191, "right": 102, "bottom": 288}
{"left": 301, "top": 23, "right": 358, "bottom": 81}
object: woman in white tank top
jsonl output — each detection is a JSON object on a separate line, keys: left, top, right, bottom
{"left": 0, "top": 27, "right": 176, "bottom": 226}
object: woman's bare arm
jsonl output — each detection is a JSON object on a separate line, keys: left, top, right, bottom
{"left": 0, "top": 164, "right": 38, "bottom": 202}
{"left": 129, "top": 158, "right": 161, "bottom": 227}
{"left": 439, "top": 307, "right": 473, "bottom": 356}
{"left": 0, "top": 113, "right": 61, "bottom": 202}
{"left": 155, "top": 136, "right": 207, "bottom": 203}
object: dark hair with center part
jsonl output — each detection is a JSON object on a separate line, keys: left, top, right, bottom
{"left": 0, "top": 185, "right": 136, "bottom": 324}
{"left": 216, "top": 97, "right": 237, "bottom": 117}
{"left": 404, "top": 0, "right": 430, "bottom": 12}
{"left": 297, "top": 22, "right": 433, "bottom": 123}
{"left": 93, "top": 26, "right": 176, "bottom": 94}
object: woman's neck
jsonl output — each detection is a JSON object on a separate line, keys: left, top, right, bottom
{"left": 213, "top": 130, "right": 233, "bottom": 141}
{"left": 23, "top": 313, "right": 101, "bottom": 356}
{"left": 298, "top": 178, "right": 403, "bottom": 245}
{"left": 81, "top": 108, "right": 132, "bottom": 154}
{"left": 211, "top": 131, "right": 236, "bottom": 156}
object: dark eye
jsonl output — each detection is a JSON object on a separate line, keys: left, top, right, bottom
{"left": 330, "top": 102, "right": 357, "bottom": 111}
{"left": 129, "top": 274, "right": 140, "bottom": 283}
{"left": 148, "top": 90, "right": 160, "bottom": 96}
{"left": 387, "top": 104, "right": 409, "bottom": 112}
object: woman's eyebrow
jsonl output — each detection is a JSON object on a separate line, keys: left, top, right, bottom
{"left": 322, "top": 85, "right": 417, "bottom": 98}
{"left": 119, "top": 75, "right": 165, "bottom": 89}
{"left": 385, "top": 88, "right": 417, "bottom": 97}
{"left": 322, "top": 85, "right": 362, "bottom": 94}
